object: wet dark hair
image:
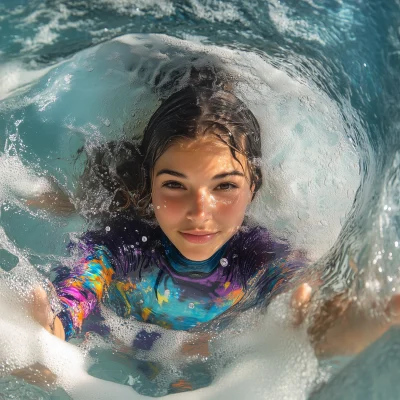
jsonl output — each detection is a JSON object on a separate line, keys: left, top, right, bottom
{"left": 77, "top": 74, "right": 262, "bottom": 219}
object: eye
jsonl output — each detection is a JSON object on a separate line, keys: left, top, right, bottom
{"left": 215, "top": 182, "right": 239, "bottom": 191}
{"left": 162, "top": 181, "right": 185, "bottom": 189}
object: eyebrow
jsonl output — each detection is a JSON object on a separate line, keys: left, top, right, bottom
{"left": 156, "top": 169, "right": 187, "bottom": 178}
{"left": 155, "top": 169, "right": 245, "bottom": 179}
{"left": 212, "top": 170, "right": 245, "bottom": 179}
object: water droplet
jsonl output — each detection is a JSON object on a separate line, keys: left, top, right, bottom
{"left": 105, "top": 226, "right": 110, "bottom": 232}
{"left": 142, "top": 236, "right": 147, "bottom": 242}
{"left": 188, "top": 302, "right": 195, "bottom": 309}
{"left": 220, "top": 258, "right": 228, "bottom": 267}
{"left": 101, "top": 118, "right": 110, "bottom": 127}
{"left": 127, "top": 375, "right": 134, "bottom": 385}
{"left": 165, "top": 289, "right": 170, "bottom": 297}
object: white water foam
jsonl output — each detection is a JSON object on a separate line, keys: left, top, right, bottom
{"left": 14, "top": 3, "right": 92, "bottom": 54}
{"left": 185, "top": 0, "right": 244, "bottom": 23}
{"left": 98, "top": 0, "right": 175, "bottom": 17}
{"left": 268, "top": 0, "right": 326, "bottom": 45}
{"left": 0, "top": 62, "right": 55, "bottom": 101}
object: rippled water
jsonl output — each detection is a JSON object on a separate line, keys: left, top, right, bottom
{"left": 0, "top": 0, "right": 399, "bottom": 399}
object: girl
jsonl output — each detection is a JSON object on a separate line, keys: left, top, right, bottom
{"left": 24, "top": 81, "right": 400, "bottom": 392}
{"left": 49, "top": 85, "right": 304, "bottom": 341}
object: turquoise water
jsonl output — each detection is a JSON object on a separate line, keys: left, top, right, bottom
{"left": 0, "top": 0, "right": 399, "bottom": 399}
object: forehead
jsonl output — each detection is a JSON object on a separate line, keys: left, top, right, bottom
{"left": 154, "top": 137, "right": 248, "bottom": 173}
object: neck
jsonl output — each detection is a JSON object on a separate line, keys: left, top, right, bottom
{"left": 162, "top": 234, "right": 228, "bottom": 274}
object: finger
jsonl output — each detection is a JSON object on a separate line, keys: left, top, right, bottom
{"left": 291, "top": 283, "right": 312, "bottom": 326}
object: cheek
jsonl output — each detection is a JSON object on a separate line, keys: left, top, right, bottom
{"left": 214, "top": 191, "right": 251, "bottom": 223}
{"left": 152, "top": 191, "right": 186, "bottom": 223}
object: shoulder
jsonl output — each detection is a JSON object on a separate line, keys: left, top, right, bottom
{"left": 230, "top": 225, "right": 307, "bottom": 306}
{"left": 226, "top": 223, "right": 305, "bottom": 281}
{"left": 69, "top": 218, "right": 163, "bottom": 276}
{"left": 231, "top": 225, "right": 286, "bottom": 263}
{"left": 79, "top": 218, "right": 162, "bottom": 255}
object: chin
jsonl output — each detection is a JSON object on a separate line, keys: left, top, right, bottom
{"left": 179, "top": 245, "right": 218, "bottom": 262}
{"left": 180, "top": 250, "right": 208, "bottom": 261}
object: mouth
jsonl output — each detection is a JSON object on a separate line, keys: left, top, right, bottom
{"left": 179, "top": 231, "right": 219, "bottom": 244}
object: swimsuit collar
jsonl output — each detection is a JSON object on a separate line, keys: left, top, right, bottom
{"left": 161, "top": 233, "right": 228, "bottom": 275}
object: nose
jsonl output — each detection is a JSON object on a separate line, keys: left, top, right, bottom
{"left": 186, "top": 189, "right": 213, "bottom": 223}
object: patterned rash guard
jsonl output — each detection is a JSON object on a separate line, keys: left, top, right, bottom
{"left": 53, "top": 219, "right": 304, "bottom": 342}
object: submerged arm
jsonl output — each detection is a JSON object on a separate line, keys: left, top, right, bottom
{"left": 25, "top": 176, "right": 76, "bottom": 216}
{"left": 307, "top": 291, "right": 400, "bottom": 357}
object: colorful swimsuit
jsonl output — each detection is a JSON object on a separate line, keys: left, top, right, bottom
{"left": 53, "top": 219, "right": 303, "bottom": 341}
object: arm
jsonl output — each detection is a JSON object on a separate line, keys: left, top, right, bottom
{"left": 26, "top": 190, "right": 75, "bottom": 216}
{"left": 52, "top": 245, "right": 115, "bottom": 340}
{"left": 53, "top": 219, "right": 155, "bottom": 340}
{"left": 307, "top": 291, "right": 400, "bottom": 357}
{"left": 29, "top": 286, "right": 66, "bottom": 340}
{"left": 25, "top": 176, "right": 76, "bottom": 216}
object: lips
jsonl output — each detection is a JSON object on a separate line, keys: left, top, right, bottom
{"left": 179, "top": 231, "right": 218, "bottom": 244}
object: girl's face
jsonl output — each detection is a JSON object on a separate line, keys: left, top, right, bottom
{"left": 151, "top": 137, "right": 254, "bottom": 261}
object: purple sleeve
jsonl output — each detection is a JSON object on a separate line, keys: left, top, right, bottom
{"left": 53, "top": 220, "right": 155, "bottom": 340}
{"left": 230, "top": 226, "right": 306, "bottom": 307}
{"left": 53, "top": 243, "right": 116, "bottom": 340}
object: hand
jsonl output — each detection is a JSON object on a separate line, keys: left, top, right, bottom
{"left": 29, "top": 286, "right": 65, "bottom": 340}
{"left": 181, "top": 333, "right": 211, "bottom": 357}
{"left": 11, "top": 362, "right": 57, "bottom": 390}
